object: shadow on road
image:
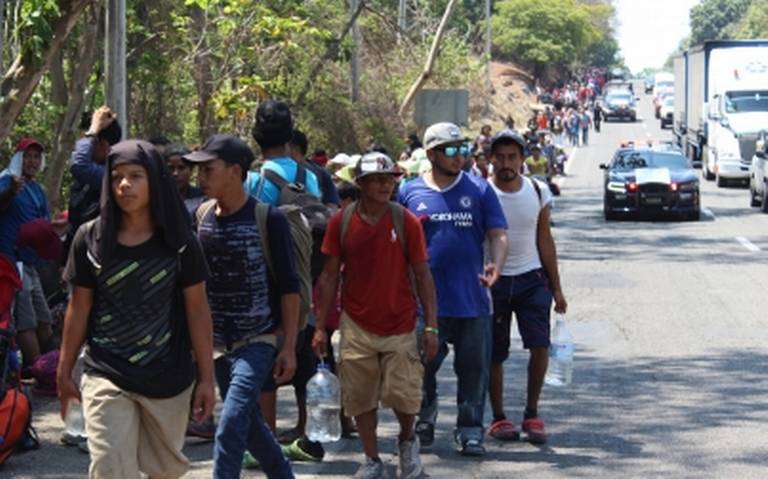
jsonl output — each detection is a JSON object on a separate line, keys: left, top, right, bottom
{"left": 3, "top": 347, "right": 766, "bottom": 478}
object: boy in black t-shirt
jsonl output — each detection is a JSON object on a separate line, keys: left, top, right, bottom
{"left": 58, "top": 140, "right": 215, "bottom": 479}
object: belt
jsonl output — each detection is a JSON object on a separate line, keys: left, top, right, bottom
{"left": 213, "top": 333, "right": 277, "bottom": 359}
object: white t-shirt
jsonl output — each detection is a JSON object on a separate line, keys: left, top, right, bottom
{"left": 490, "top": 177, "right": 553, "bottom": 276}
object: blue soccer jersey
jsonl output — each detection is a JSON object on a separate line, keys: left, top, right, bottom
{"left": 399, "top": 172, "right": 507, "bottom": 318}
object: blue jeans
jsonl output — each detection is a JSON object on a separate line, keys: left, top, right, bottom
{"left": 419, "top": 316, "right": 492, "bottom": 443}
{"left": 213, "top": 342, "right": 293, "bottom": 479}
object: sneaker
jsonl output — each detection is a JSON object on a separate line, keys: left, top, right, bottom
{"left": 459, "top": 438, "right": 486, "bottom": 457}
{"left": 282, "top": 437, "right": 325, "bottom": 462}
{"left": 186, "top": 418, "right": 217, "bottom": 440}
{"left": 353, "top": 457, "right": 385, "bottom": 479}
{"left": 415, "top": 421, "right": 434, "bottom": 448}
{"left": 398, "top": 436, "right": 423, "bottom": 479}
{"left": 522, "top": 417, "right": 547, "bottom": 444}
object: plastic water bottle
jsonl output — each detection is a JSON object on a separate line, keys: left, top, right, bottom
{"left": 545, "top": 315, "right": 574, "bottom": 387}
{"left": 305, "top": 362, "right": 341, "bottom": 442}
{"left": 63, "top": 350, "right": 87, "bottom": 443}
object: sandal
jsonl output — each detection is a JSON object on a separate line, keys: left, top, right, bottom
{"left": 488, "top": 419, "right": 520, "bottom": 441}
{"left": 522, "top": 418, "right": 547, "bottom": 444}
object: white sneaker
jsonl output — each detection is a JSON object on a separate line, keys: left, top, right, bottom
{"left": 398, "top": 436, "right": 424, "bottom": 479}
{"left": 354, "top": 457, "right": 386, "bottom": 479}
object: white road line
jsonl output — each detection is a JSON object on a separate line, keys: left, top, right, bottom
{"left": 702, "top": 207, "right": 715, "bottom": 219}
{"left": 565, "top": 147, "right": 578, "bottom": 175}
{"left": 735, "top": 236, "right": 761, "bottom": 252}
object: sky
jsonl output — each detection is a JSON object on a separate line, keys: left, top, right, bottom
{"left": 615, "top": 0, "right": 701, "bottom": 73}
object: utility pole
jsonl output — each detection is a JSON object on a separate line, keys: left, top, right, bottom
{"left": 484, "top": 0, "right": 493, "bottom": 115}
{"left": 397, "top": 0, "right": 407, "bottom": 43}
{"left": 106, "top": 0, "right": 127, "bottom": 137}
{"left": 0, "top": 0, "right": 5, "bottom": 70}
{"left": 350, "top": 0, "right": 360, "bottom": 102}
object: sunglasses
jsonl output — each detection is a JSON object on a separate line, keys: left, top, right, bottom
{"left": 440, "top": 145, "right": 470, "bottom": 157}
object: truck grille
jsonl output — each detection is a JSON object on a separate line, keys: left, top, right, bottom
{"left": 739, "top": 135, "right": 758, "bottom": 167}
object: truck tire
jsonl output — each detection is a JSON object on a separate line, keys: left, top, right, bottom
{"left": 687, "top": 209, "right": 701, "bottom": 221}
{"left": 703, "top": 161, "right": 715, "bottom": 181}
{"left": 716, "top": 174, "right": 727, "bottom": 187}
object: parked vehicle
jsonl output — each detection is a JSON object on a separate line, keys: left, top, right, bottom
{"left": 748, "top": 133, "right": 768, "bottom": 211}
{"left": 673, "top": 40, "right": 768, "bottom": 187}
{"left": 660, "top": 96, "right": 674, "bottom": 129}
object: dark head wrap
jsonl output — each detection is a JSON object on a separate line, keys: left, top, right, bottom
{"left": 86, "top": 139, "right": 193, "bottom": 266}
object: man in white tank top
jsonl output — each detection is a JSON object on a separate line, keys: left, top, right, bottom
{"left": 485, "top": 130, "right": 568, "bottom": 445}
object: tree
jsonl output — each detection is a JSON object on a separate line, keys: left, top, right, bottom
{"left": 0, "top": 0, "right": 94, "bottom": 145}
{"left": 492, "top": 0, "right": 602, "bottom": 77}
{"left": 689, "top": 0, "right": 751, "bottom": 45}
{"left": 734, "top": 0, "right": 768, "bottom": 39}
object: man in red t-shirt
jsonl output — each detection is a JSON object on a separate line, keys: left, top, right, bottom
{"left": 313, "top": 152, "right": 438, "bottom": 479}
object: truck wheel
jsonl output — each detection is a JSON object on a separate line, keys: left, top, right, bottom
{"left": 703, "top": 162, "right": 715, "bottom": 181}
{"left": 716, "top": 174, "right": 727, "bottom": 187}
{"left": 687, "top": 209, "right": 701, "bottom": 221}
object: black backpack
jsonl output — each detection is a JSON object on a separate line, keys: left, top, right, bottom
{"left": 258, "top": 163, "right": 331, "bottom": 282}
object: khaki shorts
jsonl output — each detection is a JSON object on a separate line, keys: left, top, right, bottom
{"left": 81, "top": 374, "right": 194, "bottom": 479}
{"left": 338, "top": 312, "right": 423, "bottom": 417}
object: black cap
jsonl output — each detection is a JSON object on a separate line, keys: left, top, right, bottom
{"left": 183, "top": 134, "right": 255, "bottom": 170}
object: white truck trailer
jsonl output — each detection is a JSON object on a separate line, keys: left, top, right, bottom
{"left": 673, "top": 40, "right": 768, "bottom": 187}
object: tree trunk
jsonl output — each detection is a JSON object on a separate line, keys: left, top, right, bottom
{"left": 43, "top": 3, "right": 102, "bottom": 209}
{"left": 190, "top": 5, "right": 215, "bottom": 142}
{"left": 398, "top": 0, "right": 459, "bottom": 118}
{"left": 0, "top": 0, "right": 93, "bottom": 145}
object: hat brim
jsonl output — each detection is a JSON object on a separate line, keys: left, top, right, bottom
{"left": 183, "top": 151, "right": 219, "bottom": 163}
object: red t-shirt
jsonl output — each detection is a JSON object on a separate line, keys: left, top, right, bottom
{"left": 321, "top": 206, "right": 429, "bottom": 336}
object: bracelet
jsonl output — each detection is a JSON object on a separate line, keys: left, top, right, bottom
{"left": 424, "top": 326, "right": 439, "bottom": 335}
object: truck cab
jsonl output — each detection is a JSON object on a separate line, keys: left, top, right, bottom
{"left": 706, "top": 88, "right": 768, "bottom": 186}
{"left": 702, "top": 55, "right": 768, "bottom": 187}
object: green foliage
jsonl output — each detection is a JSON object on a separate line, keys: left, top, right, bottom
{"left": 492, "top": 0, "right": 614, "bottom": 75}
{"left": 689, "top": 0, "right": 751, "bottom": 45}
{"left": 15, "top": 0, "right": 62, "bottom": 63}
{"left": 733, "top": 0, "right": 768, "bottom": 38}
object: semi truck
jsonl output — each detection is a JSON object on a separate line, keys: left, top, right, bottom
{"left": 673, "top": 40, "right": 768, "bottom": 187}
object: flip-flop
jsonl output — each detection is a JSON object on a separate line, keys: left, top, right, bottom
{"left": 522, "top": 418, "right": 547, "bottom": 445}
{"left": 488, "top": 419, "right": 520, "bottom": 441}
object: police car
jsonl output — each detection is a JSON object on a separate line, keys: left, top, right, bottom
{"left": 600, "top": 142, "right": 701, "bottom": 221}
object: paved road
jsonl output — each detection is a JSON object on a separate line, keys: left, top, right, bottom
{"left": 6, "top": 93, "right": 768, "bottom": 478}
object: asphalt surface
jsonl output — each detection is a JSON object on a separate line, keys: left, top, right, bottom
{"left": 5, "top": 93, "right": 768, "bottom": 478}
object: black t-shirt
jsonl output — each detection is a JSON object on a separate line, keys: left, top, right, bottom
{"left": 305, "top": 161, "right": 340, "bottom": 206}
{"left": 64, "top": 227, "right": 209, "bottom": 398}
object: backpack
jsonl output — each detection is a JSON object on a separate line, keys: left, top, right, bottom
{"left": 0, "top": 257, "right": 35, "bottom": 467}
{"left": 339, "top": 201, "right": 416, "bottom": 298}
{"left": 196, "top": 200, "right": 311, "bottom": 331}
{"left": 257, "top": 163, "right": 331, "bottom": 282}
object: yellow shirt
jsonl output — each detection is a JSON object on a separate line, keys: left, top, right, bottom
{"left": 525, "top": 155, "right": 548, "bottom": 176}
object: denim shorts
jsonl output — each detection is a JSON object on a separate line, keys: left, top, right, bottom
{"left": 490, "top": 269, "right": 553, "bottom": 362}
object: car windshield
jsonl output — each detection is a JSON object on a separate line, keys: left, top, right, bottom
{"left": 607, "top": 94, "right": 632, "bottom": 102}
{"left": 612, "top": 151, "right": 689, "bottom": 171}
{"left": 724, "top": 91, "right": 768, "bottom": 113}
{"left": 656, "top": 81, "right": 673, "bottom": 89}
{"left": 663, "top": 97, "right": 674, "bottom": 106}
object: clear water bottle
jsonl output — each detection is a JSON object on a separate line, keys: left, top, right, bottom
{"left": 545, "top": 315, "right": 574, "bottom": 387}
{"left": 305, "top": 362, "right": 341, "bottom": 442}
{"left": 62, "top": 349, "right": 87, "bottom": 444}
